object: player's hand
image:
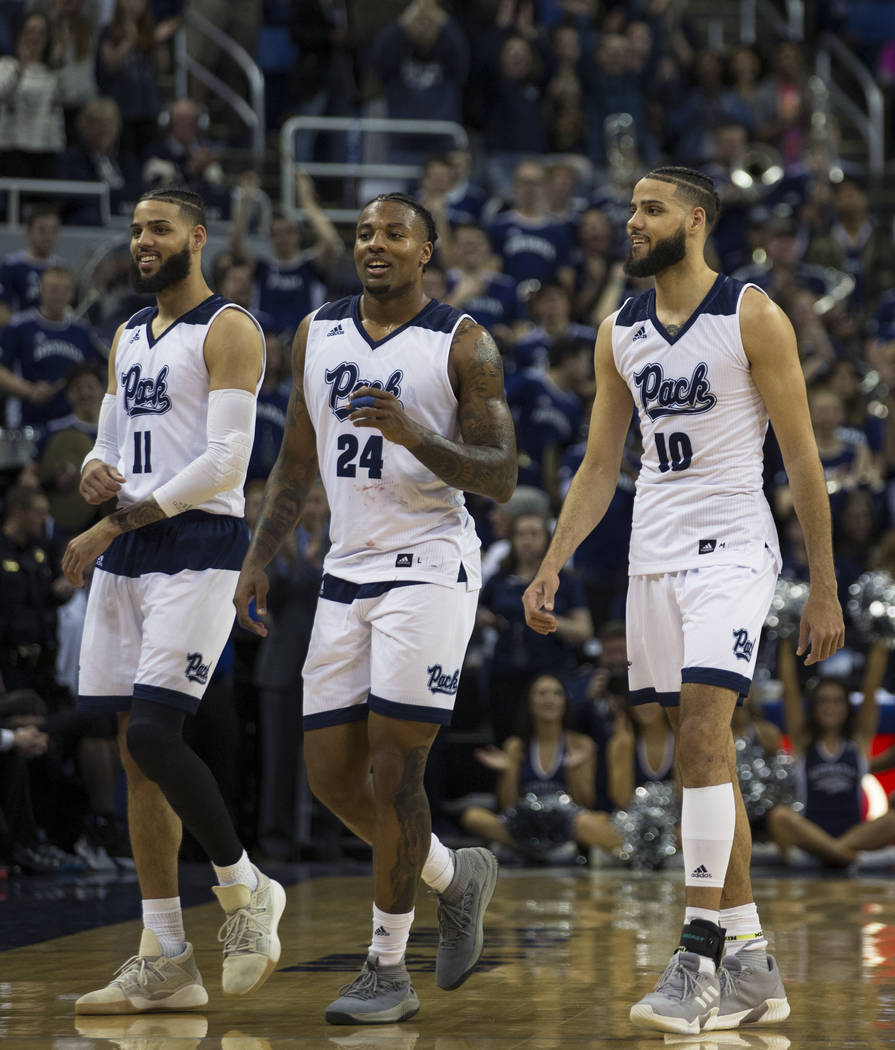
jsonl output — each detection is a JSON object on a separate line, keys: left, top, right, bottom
{"left": 797, "top": 586, "right": 845, "bottom": 666}
{"left": 80, "top": 460, "right": 125, "bottom": 505}
{"left": 522, "top": 569, "right": 560, "bottom": 634}
{"left": 62, "top": 519, "right": 117, "bottom": 586}
{"left": 233, "top": 562, "right": 271, "bottom": 637}
{"left": 348, "top": 387, "right": 422, "bottom": 447}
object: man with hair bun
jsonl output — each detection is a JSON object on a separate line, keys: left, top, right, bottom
{"left": 524, "top": 166, "right": 843, "bottom": 1034}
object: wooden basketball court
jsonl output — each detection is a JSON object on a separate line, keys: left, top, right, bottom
{"left": 2, "top": 865, "right": 894, "bottom": 1048}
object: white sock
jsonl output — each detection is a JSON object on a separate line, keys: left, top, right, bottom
{"left": 142, "top": 896, "right": 186, "bottom": 958}
{"left": 682, "top": 783, "right": 736, "bottom": 889}
{"left": 420, "top": 834, "right": 455, "bottom": 894}
{"left": 685, "top": 906, "right": 720, "bottom": 927}
{"left": 213, "top": 849, "right": 258, "bottom": 892}
{"left": 370, "top": 904, "right": 414, "bottom": 967}
{"left": 720, "top": 902, "right": 768, "bottom": 955}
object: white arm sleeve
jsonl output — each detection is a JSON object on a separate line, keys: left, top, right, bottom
{"left": 153, "top": 387, "right": 256, "bottom": 517}
{"left": 81, "top": 393, "right": 119, "bottom": 472}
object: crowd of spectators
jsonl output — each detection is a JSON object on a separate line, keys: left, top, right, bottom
{"left": 1, "top": 0, "right": 895, "bottom": 871}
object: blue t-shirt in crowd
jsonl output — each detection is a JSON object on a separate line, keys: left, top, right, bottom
{"left": 248, "top": 387, "right": 289, "bottom": 481}
{"left": 487, "top": 213, "right": 572, "bottom": 290}
{"left": 560, "top": 440, "right": 635, "bottom": 582}
{"left": 506, "top": 368, "right": 583, "bottom": 488}
{"left": 445, "top": 271, "right": 520, "bottom": 334}
{"left": 0, "top": 253, "right": 66, "bottom": 313}
{"left": 512, "top": 322, "right": 597, "bottom": 373}
{"left": 0, "top": 309, "right": 106, "bottom": 427}
{"left": 481, "top": 567, "right": 588, "bottom": 678}
{"left": 253, "top": 254, "right": 325, "bottom": 337}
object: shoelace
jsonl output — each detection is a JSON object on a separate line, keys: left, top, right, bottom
{"left": 655, "top": 958, "right": 702, "bottom": 1001}
{"left": 437, "top": 886, "right": 473, "bottom": 949}
{"left": 217, "top": 905, "right": 265, "bottom": 957}
{"left": 112, "top": 954, "right": 165, "bottom": 989}
{"left": 337, "top": 965, "right": 404, "bottom": 1000}
{"left": 718, "top": 961, "right": 752, "bottom": 995}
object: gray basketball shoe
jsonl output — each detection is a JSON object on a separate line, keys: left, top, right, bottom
{"left": 325, "top": 955, "right": 420, "bottom": 1026}
{"left": 629, "top": 952, "right": 721, "bottom": 1034}
{"left": 708, "top": 952, "right": 791, "bottom": 1030}
{"left": 435, "top": 846, "right": 498, "bottom": 990}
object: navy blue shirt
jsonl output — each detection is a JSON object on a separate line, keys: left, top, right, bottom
{"left": 482, "top": 568, "right": 588, "bottom": 679}
{"left": 512, "top": 322, "right": 597, "bottom": 374}
{"left": 0, "top": 309, "right": 106, "bottom": 426}
{"left": 507, "top": 369, "right": 583, "bottom": 489}
{"left": 445, "top": 271, "right": 520, "bottom": 334}
{"left": 488, "top": 213, "right": 572, "bottom": 290}
{"left": 253, "top": 254, "right": 324, "bottom": 337}
{"left": 248, "top": 387, "right": 289, "bottom": 482}
{"left": 560, "top": 441, "right": 635, "bottom": 581}
{"left": 0, "top": 252, "right": 66, "bottom": 313}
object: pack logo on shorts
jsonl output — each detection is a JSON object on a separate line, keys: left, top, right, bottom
{"left": 698, "top": 538, "right": 717, "bottom": 554}
{"left": 426, "top": 664, "right": 460, "bottom": 696}
{"left": 732, "top": 628, "right": 754, "bottom": 662}
{"left": 395, "top": 553, "right": 413, "bottom": 567}
{"left": 185, "top": 651, "right": 210, "bottom": 684}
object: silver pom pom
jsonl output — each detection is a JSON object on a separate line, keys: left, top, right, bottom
{"left": 611, "top": 781, "right": 679, "bottom": 870}
{"left": 847, "top": 570, "right": 895, "bottom": 647}
{"left": 764, "top": 577, "right": 809, "bottom": 639}
{"left": 504, "top": 791, "right": 579, "bottom": 853}
{"left": 735, "top": 736, "right": 803, "bottom": 822}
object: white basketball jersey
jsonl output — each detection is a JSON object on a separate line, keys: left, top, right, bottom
{"left": 114, "top": 294, "right": 265, "bottom": 517}
{"left": 304, "top": 295, "right": 482, "bottom": 586}
{"left": 612, "top": 274, "right": 780, "bottom": 575}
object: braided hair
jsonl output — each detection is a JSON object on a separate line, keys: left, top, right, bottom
{"left": 643, "top": 167, "right": 721, "bottom": 231}
{"left": 137, "top": 187, "right": 207, "bottom": 228}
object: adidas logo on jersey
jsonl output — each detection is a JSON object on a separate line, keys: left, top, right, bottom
{"left": 632, "top": 325, "right": 647, "bottom": 341}
{"left": 689, "top": 864, "right": 713, "bottom": 879}
{"left": 698, "top": 539, "right": 717, "bottom": 554}
{"left": 327, "top": 323, "right": 345, "bottom": 337}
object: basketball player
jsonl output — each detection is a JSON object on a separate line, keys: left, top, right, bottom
{"left": 62, "top": 188, "right": 285, "bottom": 1014}
{"left": 522, "top": 167, "right": 844, "bottom": 1035}
{"left": 234, "top": 193, "right": 517, "bottom": 1024}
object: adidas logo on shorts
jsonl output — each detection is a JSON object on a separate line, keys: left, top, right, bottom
{"left": 689, "top": 864, "right": 712, "bottom": 879}
{"left": 373, "top": 926, "right": 389, "bottom": 937}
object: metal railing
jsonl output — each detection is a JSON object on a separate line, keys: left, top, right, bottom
{"left": 815, "top": 33, "right": 885, "bottom": 176}
{"left": 739, "top": 0, "right": 804, "bottom": 43}
{"left": 173, "top": 9, "right": 265, "bottom": 161}
{"left": 280, "top": 116, "right": 469, "bottom": 221}
{"left": 0, "top": 178, "right": 111, "bottom": 227}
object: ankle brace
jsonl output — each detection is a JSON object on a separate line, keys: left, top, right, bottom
{"left": 677, "top": 918, "right": 726, "bottom": 967}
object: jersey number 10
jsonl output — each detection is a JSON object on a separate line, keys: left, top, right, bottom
{"left": 655, "top": 431, "right": 692, "bottom": 473}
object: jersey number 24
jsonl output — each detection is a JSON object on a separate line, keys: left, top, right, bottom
{"left": 336, "top": 434, "right": 383, "bottom": 478}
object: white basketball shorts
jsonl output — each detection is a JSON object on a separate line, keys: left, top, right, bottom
{"left": 626, "top": 547, "right": 778, "bottom": 707}
{"left": 77, "top": 511, "right": 247, "bottom": 714}
{"left": 302, "top": 571, "right": 479, "bottom": 730}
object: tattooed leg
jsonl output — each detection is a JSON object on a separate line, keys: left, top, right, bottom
{"left": 369, "top": 714, "right": 439, "bottom": 914}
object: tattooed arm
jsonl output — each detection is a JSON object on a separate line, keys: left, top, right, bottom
{"left": 347, "top": 318, "right": 517, "bottom": 502}
{"left": 234, "top": 315, "right": 319, "bottom": 635}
